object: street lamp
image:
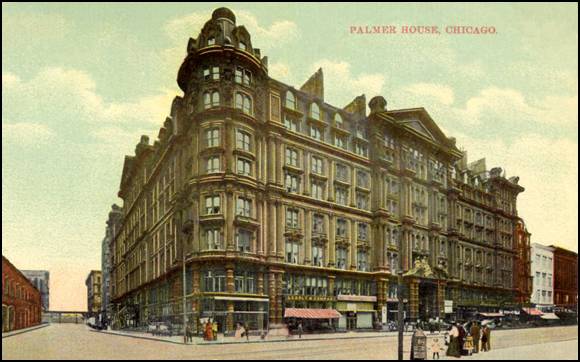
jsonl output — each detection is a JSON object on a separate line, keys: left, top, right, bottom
{"left": 181, "top": 219, "right": 194, "bottom": 344}
{"left": 397, "top": 270, "right": 404, "bottom": 361}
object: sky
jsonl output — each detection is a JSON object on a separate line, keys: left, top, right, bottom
{"left": 2, "top": 3, "right": 578, "bottom": 311}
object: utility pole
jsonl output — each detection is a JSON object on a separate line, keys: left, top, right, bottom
{"left": 182, "top": 219, "right": 194, "bottom": 344}
{"left": 397, "top": 270, "right": 404, "bottom": 361}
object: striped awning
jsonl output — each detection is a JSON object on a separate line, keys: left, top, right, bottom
{"left": 479, "top": 312, "right": 504, "bottom": 318}
{"left": 284, "top": 308, "right": 342, "bottom": 319}
{"left": 522, "top": 308, "right": 544, "bottom": 316}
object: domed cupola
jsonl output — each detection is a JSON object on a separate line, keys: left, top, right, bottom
{"left": 212, "top": 7, "right": 236, "bottom": 23}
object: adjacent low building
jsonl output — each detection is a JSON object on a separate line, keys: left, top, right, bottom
{"left": 86, "top": 270, "right": 103, "bottom": 318}
{"left": 530, "top": 243, "right": 554, "bottom": 310}
{"left": 101, "top": 204, "right": 123, "bottom": 325}
{"left": 551, "top": 246, "right": 578, "bottom": 312}
{"left": 2, "top": 256, "right": 42, "bottom": 332}
{"left": 21, "top": 270, "right": 50, "bottom": 312}
{"left": 109, "top": 7, "right": 531, "bottom": 333}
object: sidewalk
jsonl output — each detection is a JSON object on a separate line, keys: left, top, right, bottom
{"left": 93, "top": 327, "right": 434, "bottom": 346}
{"left": 2, "top": 323, "right": 50, "bottom": 339}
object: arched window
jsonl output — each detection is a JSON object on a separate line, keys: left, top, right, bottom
{"left": 204, "top": 91, "right": 220, "bottom": 109}
{"left": 235, "top": 92, "right": 252, "bottom": 115}
{"left": 207, "top": 37, "right": 216, "bottom": 46}
{"left": 285, "top": 91, "right": 296, "bottom": 110}
{"left": 310, "top": 103, "right": 320, "bottom": 120}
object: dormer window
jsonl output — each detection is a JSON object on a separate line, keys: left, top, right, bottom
{"left": 235, "top": 67, "right": 252, "bottom": 85}
{"left": 285, "top": 91, "right": 296, "bottom": 110}
{"left": 207, "top": 37, "right": 216, "bottom": 46}
{"left": 310, "top": 103, "right": 320, "bottom": 120}
{"left": 334, "top": 113, "right": 343, "bottom": 127}
{"left": 239, "top": 41, "right": 247, "bottom": 51}
{"left": 203, "top": 66, "right": 220, "bottom": 81}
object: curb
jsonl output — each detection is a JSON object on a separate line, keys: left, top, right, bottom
{"left": 90, "top": 329, "right": 187, "bottom": 345}
{"left": 2, "top": 323, "right": 50, "bottom": 339}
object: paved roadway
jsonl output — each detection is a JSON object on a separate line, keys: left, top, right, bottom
{"left": 2, "top": 324, "right": 578, "bottom": 360}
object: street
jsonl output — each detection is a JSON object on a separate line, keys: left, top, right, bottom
{"left": 2, "top": 324, "right": 578, "bottom": 360}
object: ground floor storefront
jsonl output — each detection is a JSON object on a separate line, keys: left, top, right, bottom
{"left": 110, "top": 260, "right": 526, "bottom": 334}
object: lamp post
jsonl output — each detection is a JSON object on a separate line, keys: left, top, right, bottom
{"left": 397, "top": 270, "right": 404, "bottom": 361}
{"left": 181, "top": 219, "right": 194, "bottom": 344}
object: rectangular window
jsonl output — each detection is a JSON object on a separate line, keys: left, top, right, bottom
{"left": 357, "top": 250, "right": 369, "bottom": 271}
{"left": 205, "top": 128, "right": 220, "bottom": 147}
{"left": 357, "top": 170, "right": 370, "bottom": 188}
{"left": 285, "top": 148, "right": 299, "bottom": 167}
{"left": 284, "top": 116, "right": 299, "bottom": 132}
{"left": 335, "top": 135, "right": 347, "bottom": 150}
{"left": 336, "top": 218, "right": 347, "bottom": 238}
{"left": 236, "top": 197, "right": 252, "bottom": 217}
{"left": 236, "top": 229, "right": 252, "bottom": 252}
{"left": 335, "top": 187, "right": 348, "bottom": 205}
{"left": 205, "top": 195, "right": 221, "bottom": 215}
{"left": 285, "top": 240, "right": 299, "bottom": 264}
{"left": 310, "top": 126, "right": 323, "bottom": 141}
{"left": 205, "top": 228, "right": 222, "bottom": 250}
{"left": 236, "top": 130, "right": 252, "bottom": 151}
{"left": 311, "top": 156, "right": 323, "bottom": 174}
{"left": 335, "top": 163, "right": 349, "bottom": 182}
{"left": 313, "top": 214, "right": 325, "bottom": 234}
{"left": 336, "top": 248, "right": 348, "bottom": 270}
{"left": 285, "top": 173, "right": 300, "bottom": 193}
{"left": 286, "top": 208, "right": 299, "bottom": 228}
{"left": 311, "top": 181, "right": 325, "bottom": 200}
{"left": 358, "top": 223, "right": 368, "bottom": 241}
{"left": 312, "top": 245, "right": 324, "bottom": 267}
{"left": 355, "top": 142, "right": 368, "bottom": 157}
{"left": 356, "top": 192, "right": 369, "bottom": 210}
{"left": 206, "top": 156, "right": 220, "bottom": 173}
{"left": 237, "top": 158, "right": 252, "bottom": 176}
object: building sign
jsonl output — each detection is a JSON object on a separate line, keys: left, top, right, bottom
{"left": 444, "top": 300, "right": 454, "bottom": 314}
{"left": 347, "top": 303, "right": 357, "bottom": 312}
{"left": 337, "top": 295, "right": 377, "bottom": 302}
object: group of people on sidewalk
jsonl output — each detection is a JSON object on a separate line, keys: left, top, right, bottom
{"left": 446, "top": 321, "right": 491, "bottom": 358}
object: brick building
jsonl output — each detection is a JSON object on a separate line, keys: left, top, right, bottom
{"left": 109, "top": 7, "right": 531, "bottom": 333}
{"left": 551, "top": 246, "right": 578, "bottom": 312}
{"left": 2, "top": 256, "right": 42, "bottom": 332}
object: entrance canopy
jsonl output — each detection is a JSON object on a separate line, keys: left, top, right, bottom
{"left": 284, "top": 308, "right": 341, "bottom": 319}
{"left": 540, "top": 313, "right": 559, "bottom": 320}
{"left": 479, "top": 312, "right": 504, "bottom": 318}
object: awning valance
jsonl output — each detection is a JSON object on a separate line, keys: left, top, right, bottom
{"left": 284, "top": 308, "right": 341, "bottom": 319}
{"left": 540, "top": 313, "right": 559, "bottom": 320}
{"left": 522, "top": 308, "right": 544, "bottom": 316}
{"left": 479, "top": 312, "right": 504, "bottom": 318}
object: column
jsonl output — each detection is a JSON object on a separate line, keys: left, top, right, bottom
{"left": 328, "top": 160, "right": 335, "bottom": 202}
{"left": 268, "top": 271, "right": 277, "bottom": 325}
{"left": 276, "top": 273, "right": 284, "bottom": 323}
{"left": 409, "top": 279, "right": 419, "bottom": 321}
{"left": 226, "top": 301, "right": 235, "bottom": 333}
{"left": 226, "top": 191, "right": 235, "bottom": 250}
{"left": 267, "top": 137, "right": 275, "bottom": 184}
{"left": 349, "top": 163, "right": 356, "bottom": 207}
{"left": 268, "top": 201, "right": 277, "bottom": 257}
{"left": 437, "top": 281, "right": 446, "bottom": 319}
{"left": 323, "top": 214, "right": 330, "bottom": 267}
{"left": 276, "top": 137, "right": 284, "bottom": 186}
{"left": 350, "top": 220, "right": 357, "bottom": 270}
{"left": 304, "top": 209, "right": 312, "bottom": 264}
{"left": 328, "top": 214, "right": 336, "bottom": 267}
{"left": 304, "top": 150, "right": 311, "bottom": 196}
{"left": 276, "top": 201, "right": 284, "bottom": 259}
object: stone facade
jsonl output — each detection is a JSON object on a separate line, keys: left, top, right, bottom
{"left": 101, "top": 204, "right": 123, "bottom": 323}
{"left": 109, "top": 7, "right": 530, "bottom": 332}
{"left": 2, "top": 256, "right": 42, "bottom": 332}
{"left": 86, "top": 270, "right": 102, "bottom": 317}
{"left": 530, "top": 243, "right": 554, "bottom": 308}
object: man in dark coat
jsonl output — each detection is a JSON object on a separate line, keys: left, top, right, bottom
{"left": 470, "top": 321, "right": 481, "bottom": 353}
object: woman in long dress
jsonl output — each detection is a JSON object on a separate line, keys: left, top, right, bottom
{"left": 446, "top": 324, "right": 461, "bottom": 358}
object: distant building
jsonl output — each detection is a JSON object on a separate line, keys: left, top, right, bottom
{"left": 101, "top": 204, "right": 123, "bottom": 323}
{"left": 2, "top": 256, "right": 42, "bottom": 332}
{"left": 550, "top": 246, "right": 578, "bottom": 312}
{"left": 530, "top": 243, "right": 554, "bottom": 309}
{"left": 21, "top": 270, "right": 50, "bottom": 311}
{"left": 514, "top": 221, "right": 533, "bottom": 304}
{"left": 85, "top": 270, "right": 102, "bottom": 317}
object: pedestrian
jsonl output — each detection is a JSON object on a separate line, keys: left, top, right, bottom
{"left": 244, "top": 323, "right": 250, "bottom": 342}
{"left": 186, "top": 323, "right": 193, "bottom": 343}
{"left": 458, "top": 323, "right": 467, "bottom": 356}
{"left": 205, "top": 319, "right": 213, "bottom": 341}
{"left": 297, "top": 321, "right": 303, "bottom": 339}
{"left": 445, "top": 323, "right": 461, "bottom": 358}
{"left": 470, "top": 321, "right": 481, "bottom": 354}
{"left": 212, "top": 320, "right": 218, "bottom": 341}
{"left": 481, "top": 324, "right": 491, "bottom": 352}
{"left": 431, "top": 337, "right": 442, "bottom": 360}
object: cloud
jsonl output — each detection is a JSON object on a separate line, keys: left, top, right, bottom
{"left": 269, "top": 62, "right": 291, "bottom": 82}
{"left": 2, "top": 68, "right": 175, "bottom": 130}
{"left": 2, "top": 122, "right": 56, "bottom": 144}
{"left": 310, "top": 59, "right": 386, "bottom": 106}
{"left": 402, "top": 83, "right": 455, "bottom": 106}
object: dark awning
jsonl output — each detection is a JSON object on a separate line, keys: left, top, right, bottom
{"left": 284, "top": 308, "right": 342, "bottom": 319}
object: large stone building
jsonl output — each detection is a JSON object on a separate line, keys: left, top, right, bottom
{"left": 86, "top": 270, "right": 102, "bottom": 318}
{"left": 551, "top": 246, "right": 578, "bottom": 312}
{"left": 21, "top": 270, "right": 50, "bottom": 312}
{"left": 110, "top": 7, "right": 529, "bottom": 333}
{"left": 101, "top": 204, "right": 123, "bottom": 324}
{"left": 2, "top": 256, "right": 42, "bottom": 332}
{"left": 530, "top": 243, "right": 554, "bottom": 309}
